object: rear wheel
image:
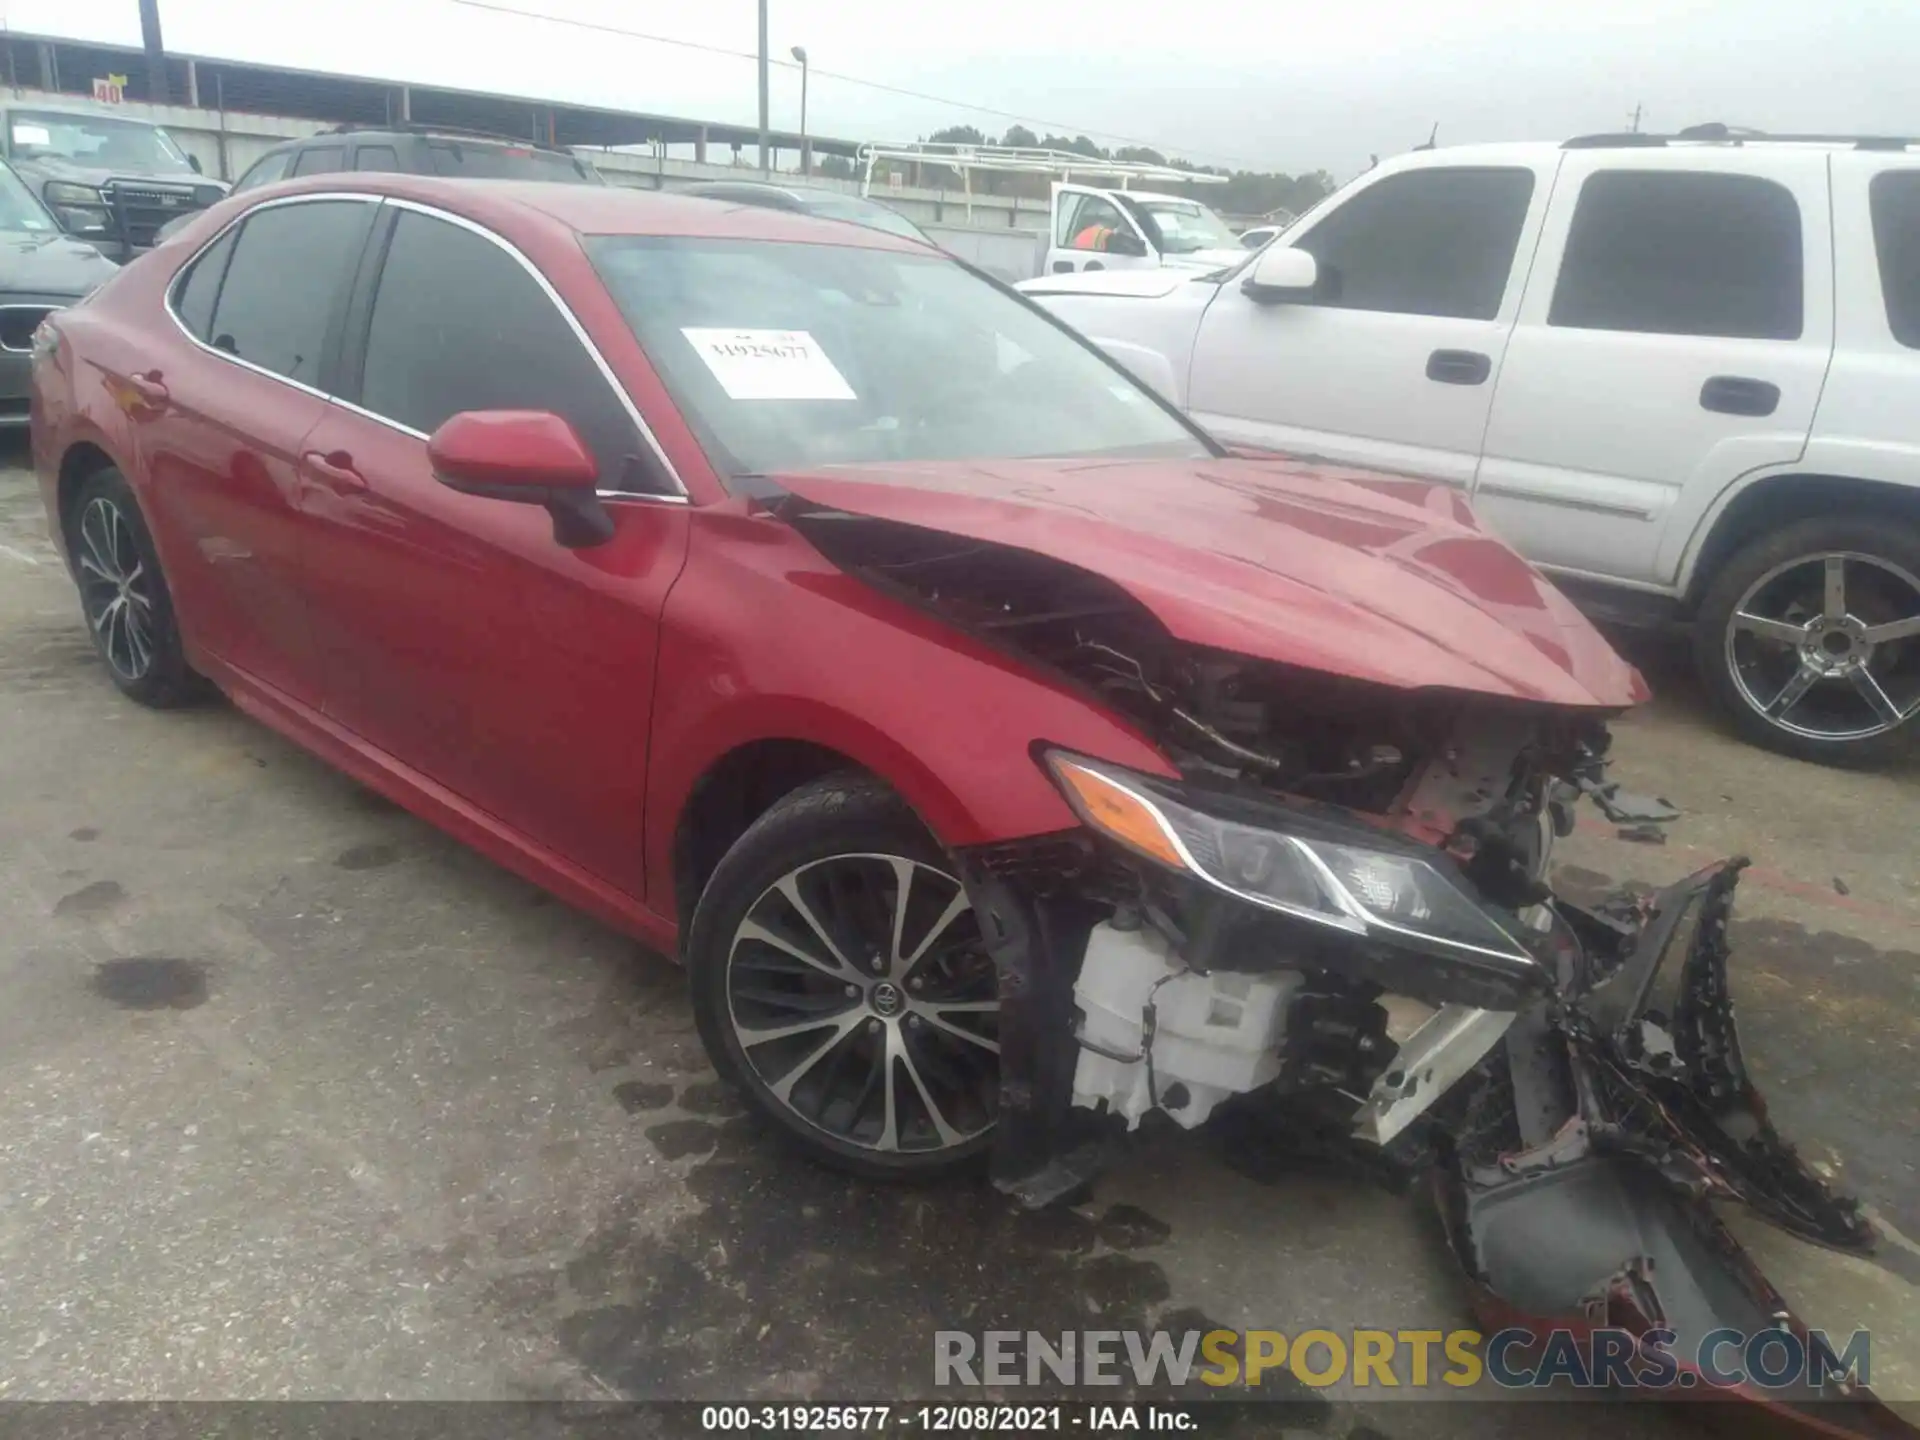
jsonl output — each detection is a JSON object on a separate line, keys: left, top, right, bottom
{"left": 1695, "top": 516, "right": 1920, "bottom": 764}
{"left": 68, "top": 468, "right": 205, "bottom": 708}
{"left": 687, "top": 776, "right": 1000, "bottom": 1179}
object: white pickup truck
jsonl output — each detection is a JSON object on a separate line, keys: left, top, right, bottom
{"left": 1021, "top": 129, "right": 1920, "bottom": 765}
{"left": 929, "top": 183, "right": 1247, "bottom": 285}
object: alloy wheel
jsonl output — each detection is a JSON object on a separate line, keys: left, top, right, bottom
{"left": 75, "top": 496, "right": 158, "bottom": 683}
{"left": 725, "top": 853, "right": 999, "bottom": 1155}
{"left": 1725, "top": 550, "right": 1920, "bottom": 742}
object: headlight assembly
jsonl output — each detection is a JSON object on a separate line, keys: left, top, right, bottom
{"left": 43, "top": 181, "right": 105, "bottom": 207}
{"left": 1044, "top": 751, "right": 1535, "bottom": 970}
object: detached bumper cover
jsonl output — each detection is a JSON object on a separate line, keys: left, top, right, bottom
{"left": 1441, "top": 860, "right": 1905, "bottom": 1435}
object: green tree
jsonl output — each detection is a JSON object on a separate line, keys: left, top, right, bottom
{"left": 927, "top": 124, "right": 987, "bottom": 147}
{"left": 1001, "top": 124, "right": 1039, "bottom": 149}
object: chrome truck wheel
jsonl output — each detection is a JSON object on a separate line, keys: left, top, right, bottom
{"left": 1698, "top": 518, "right": 1920, "bottom": 765}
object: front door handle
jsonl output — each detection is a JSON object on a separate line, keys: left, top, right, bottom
{"left": 302, "top": 449, "right": 368, "bottom": 495}
{"left": 1700, "top": 375, "right": 1781, "bottom": 417}
{"left": 1426, "top": 349, "right": 1492, "bottom": 385}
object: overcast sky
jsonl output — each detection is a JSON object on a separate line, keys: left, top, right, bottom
{"left": 6, "top": 0, "right": 1917, "bottom": 176}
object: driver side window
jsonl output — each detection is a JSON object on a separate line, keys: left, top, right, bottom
{"left": 1290, "top": 167, "right": 1536, "bottom": 321}
{"left": 352, "top": 210, "right": 653, "bottom": 491}
{"left": 1059, "top": 194, "right": 1129, "bottom": 252}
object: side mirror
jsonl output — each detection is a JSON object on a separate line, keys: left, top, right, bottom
{"left": 427, "top": 410, "right": 613, "bottom": 549}
{"left": 187, "top": 154, "right": 203, "bottom": 174}
{"left": 1241, "top": 247, "right": 1318, "bottom": 304}
{"left": 1107, "top": 230, "right": 1149, "bottom": 258}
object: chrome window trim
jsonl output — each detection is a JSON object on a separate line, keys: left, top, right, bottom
{"left": 161, "top": 189, "right": 690, "bottom": 501}
{"left": 381, "top": 196, "right": 687, "bottom": 497}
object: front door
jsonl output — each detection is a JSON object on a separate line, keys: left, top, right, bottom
{"left": 1185, "top": 164, "right": 1550, "bottom": 493}
{"left": 1473, "top": 153, "right": 1834, "bottom": 586}
{"left": 1045, "top": 184, "right": 1156, "bottom": 275}
{"left": 135, "top": 195, "right": 377, "bottom": 705}
{"left": 297, "top": 204, "right": 688, "bottom": 896}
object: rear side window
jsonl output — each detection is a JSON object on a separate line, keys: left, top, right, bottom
{"left": 1549, "top": 171, "right": 1803, "bottom": 339}
{"left": 353, "top": 145, "right": 402, "bottom": 172}
{"left": 290, "top": 144, "right": 347, "bottom": 177}
{"left": 1870, "top": 171, "right": 1920, "bottom": 349}
{"left": 1292, "top": 168, "right": 1535, "bottom": 320}
{"left": 172, "top": 227, "right": 236, "bottom": 340}
{"left": 232, "top": 149, "right": 292, "bottom": 194}
{"left": 206, "top": 200, "right": 374, "bottom": 384}
{"left": 354, "top": 210, "right": 643, "bottom": 485}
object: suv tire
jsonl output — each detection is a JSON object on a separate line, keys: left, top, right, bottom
{"left": 687, "top": 775, "right": 999, "bottom": 1180}
{"left": 1695, "top": 516, "right": 1920, "bottom": 765}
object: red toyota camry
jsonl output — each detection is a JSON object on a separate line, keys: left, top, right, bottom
{"left": 32, "top": 175, "right": 1881, "bottom": 1413}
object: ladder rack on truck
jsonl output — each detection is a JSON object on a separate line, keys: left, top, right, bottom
{"left": 855, "top": 142, "right": 1226, "bottom": 222}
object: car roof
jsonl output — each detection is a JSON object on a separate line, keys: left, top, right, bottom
{"left": 242, "top": 171, "right": 930, "bottom": 252}
{"left": 1373, "top": 142, "right": 1564, "bottom": 171}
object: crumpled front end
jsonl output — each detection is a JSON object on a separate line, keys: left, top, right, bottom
{"left": 1439, "top": 859, "right": 1910, "bottom": 1436}
{"left": 770, "top": 479, "right": 1897, "bottom": 1428}
{"left": 955, "top": 714, "right": 1901, "bottom": 1433}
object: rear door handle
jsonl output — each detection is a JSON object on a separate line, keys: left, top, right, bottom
{"left": 302, "top": 449, "right": 368, "bottom": 495}
{"left": 1700, "top": 375, "right": 1781, "bottom": 417}
{"left": 1426, "top": 349, "right": 1492, "bottom": 385}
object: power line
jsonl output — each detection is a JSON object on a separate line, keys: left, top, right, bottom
{"left": 449, "top": 0, "right": 1270, "bottom": 169}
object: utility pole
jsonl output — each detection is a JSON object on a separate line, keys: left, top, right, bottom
{"left": 757, "top": 0, "right": 770, "bottom": 174}
{"left": 1629, "top": 103, "right": 1643, "bottom": 134}
{"left": 139, "top": 0, "right": 171, "bottom": 104}
{"left": 791, "top": 46, "right": 809, "bottom": 176}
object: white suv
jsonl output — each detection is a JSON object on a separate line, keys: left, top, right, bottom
{"left": 1021, "top": 127, "right": 1920, "bottom": 765}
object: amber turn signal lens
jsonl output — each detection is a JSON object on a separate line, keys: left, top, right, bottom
{"left": 1049, "top": 757, "right": 1189, "bottom": 872}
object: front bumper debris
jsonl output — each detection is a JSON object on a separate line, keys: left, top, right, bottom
{"left": 1441, "top": 860, "right": 1905, "bottom": 1435}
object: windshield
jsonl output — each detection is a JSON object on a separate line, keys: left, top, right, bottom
{"left": 7, "top": 111, "right": 194, "bottom": 174}
{"left": 0, "top": 162, "right": 56, "bottom": 233}
{"left": 425, "top": 140, "right": 601, "bottom": 183}
{"left": 1129, "top": 198, "right": 1237, "bottom": 254}
{"left": 588, "top": 236, "right": 1210, "bottom": 476}
{"left": 804, "top": 196, "right": 931, "bottom": 244}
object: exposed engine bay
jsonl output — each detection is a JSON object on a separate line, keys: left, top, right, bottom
{"left": 789, "top": 503, "right": 1901, "bottom": 1433}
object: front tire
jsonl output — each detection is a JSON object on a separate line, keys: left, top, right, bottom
{"left": 687, "top": 776, "right": 1000, "bottom": 1180}
{"left": 68, "top": 468, "right": 205, "bottom": 709}
{"left": 1695, "top": 516, "right": 1920, "bottom": 765}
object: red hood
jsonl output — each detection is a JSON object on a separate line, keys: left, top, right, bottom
{"left": 772, "top": 455, "right": 1648, "bottom": 708}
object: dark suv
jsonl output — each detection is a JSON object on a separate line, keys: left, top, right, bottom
{"left": 155, "top": 124, "right": 601, "bottom": 243}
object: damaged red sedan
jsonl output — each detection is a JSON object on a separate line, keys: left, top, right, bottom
{"left": 32, "top": 175, "right": 1895, "bottom": 1427}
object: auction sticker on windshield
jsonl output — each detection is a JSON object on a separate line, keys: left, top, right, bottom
{"left": 681, "top": 327, "right": 855, "bottom": 401}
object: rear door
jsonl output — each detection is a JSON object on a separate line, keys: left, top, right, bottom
{"left": 1046, "top": 184, "right": 1156, "bottom": 275}
{"left": 296, "top": 202, "right": 689, "bottom": 894}
{"left": 138, "top": 194, "right": 377, "bottom": 705}
{"left": 1185, "top": 162, "right": 1550, "bottom": 491}
{"left": 1473, "top": 152, "right": 1834, "bottom": 586}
